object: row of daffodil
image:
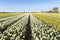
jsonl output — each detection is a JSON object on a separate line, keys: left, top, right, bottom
{"left": 0, "top": 14, "right": 29, "bottom": 40}
{"left": 30, "top": 14, "right": 60, "bottom": 40}
{"left": 0, "top": 14, "right": 26, "bottom": 30}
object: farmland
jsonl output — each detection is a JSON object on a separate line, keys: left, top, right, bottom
{"left": 0, "top": 12, "right": 60, "bottom": 40}
{"left": 32, "top": 13, "right": 60, "bottom": 31}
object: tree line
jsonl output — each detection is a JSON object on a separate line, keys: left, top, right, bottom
{"left": 41, "top": 7, "right": 59, "bottom": 13}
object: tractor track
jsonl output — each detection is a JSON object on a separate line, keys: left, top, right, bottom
{"left": 25, "top": 15, "right": 33, "bottom": 40}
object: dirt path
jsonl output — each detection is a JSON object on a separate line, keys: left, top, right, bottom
{"left": 24, "top": 15, "right": 33, "bottom": 40}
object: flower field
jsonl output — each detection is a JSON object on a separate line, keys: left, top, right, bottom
{"left": 0, "top": 13, "right": 60, "bottom": 40}
{"left": 32, "top": 13, "right": 60, "bottom": 31}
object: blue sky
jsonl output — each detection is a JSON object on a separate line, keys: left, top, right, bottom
{"left": 0, "top": 0, "right": 60, "bottom": 12}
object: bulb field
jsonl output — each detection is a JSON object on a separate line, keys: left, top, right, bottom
{"left": 0, "top": 13, "right": 60, "bottom": 40}
{"left": 32, "top": 13, "right": 60, "bottom": 31}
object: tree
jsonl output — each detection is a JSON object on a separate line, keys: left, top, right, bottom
{"left": 52, "top": 7, "right": 59, "bottom": 13}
